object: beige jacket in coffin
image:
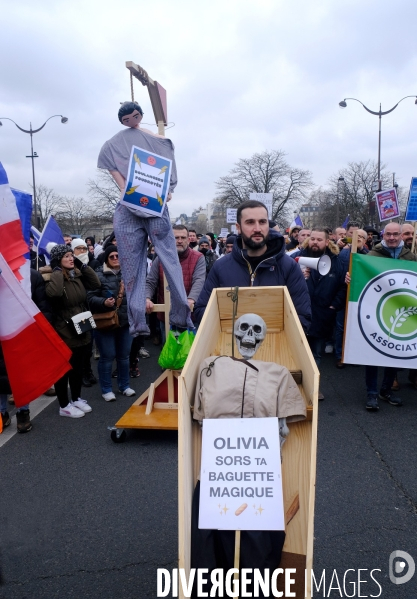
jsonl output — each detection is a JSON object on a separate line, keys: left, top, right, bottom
{"left": 193, "top": 356, "right": 306, "bottom": 423}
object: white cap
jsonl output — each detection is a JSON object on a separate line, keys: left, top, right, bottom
{"left": 71, "top": 238, "right": 87, "bottom": 251}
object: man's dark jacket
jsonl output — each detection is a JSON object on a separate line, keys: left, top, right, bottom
{"left": 294, "top": 244, "right": 346, "bottom": 338}
{"left": 194, "top": 231, "right": 311, "bottom": 331}
{"left": 339, "top": 246, "right": 368, "bottom": 272}
{"left": 30, "top": 250, "right": 46, "bottom": 271}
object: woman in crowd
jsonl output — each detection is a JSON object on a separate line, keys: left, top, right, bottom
{"left": 87, "top": 246, "right": 135, "bottom": 401}
{"left": 46, "top": 244, "right": 101, "bottom": 418}
{"left": 70, "top": 238, "right": 99, "bottom": 386}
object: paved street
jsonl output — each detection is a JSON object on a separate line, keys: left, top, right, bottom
{"left": 1, "top": 344, "right": 417, "bottom": 598}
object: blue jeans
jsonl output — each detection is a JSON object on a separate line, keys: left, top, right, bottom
{"left": 95, "top": 326, "right": 133, "bottom": 393}
{"left": 365, "top": 366, "right": 396, "bottom": 397}
{"left": 1, "top": 394, "right": 28, "bottom": 413}
{"left": 307, "top": 336, "right": 325, "bottom": 367}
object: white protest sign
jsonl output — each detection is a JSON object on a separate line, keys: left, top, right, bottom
{"left": 231, "top": 224, "right": 237, "bottom": 233}
{"left": 220, "top": 228, "right": 229, "bottom": 238}
{"left": 226, "top": 208, "right": 237, "bottom": 224}
{"left": 249, "top": 192, "right": 273, "bottom": 219}
{"left": 199, "top": 417, "right": 284, "bottom": 531}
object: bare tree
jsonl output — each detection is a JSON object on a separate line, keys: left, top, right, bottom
{"left": 313, "top": 161, "right": 393, "bottom": 228}
{"left": 214, "top": 150, "right": 314, "bottom": 227}
{"left": 87, "top": 169, "right": 120, "bottom": 219}
{"left": 55, "top": 196, "right": 98, "bottom": 236}
{"left": 35, "top": 184, "right": 64, "bottom": 229}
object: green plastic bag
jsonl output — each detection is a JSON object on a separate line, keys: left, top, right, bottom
{"left": 172, "top": 329, "right": 195, "bottom": 370}
{"left": 158, "top": 329, "right": 195, "bottom": 370}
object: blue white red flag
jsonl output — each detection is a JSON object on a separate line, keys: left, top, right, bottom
{"left": 30, "top": 225, "right": 42, "bottom": 250}
{"left": 37, "top": 215, "right": 64, "bottom": 258}
{"left": 12, "top": 188, "right": 33, "bottom": 296}
{"left": 0, "top": 163, "right": 29, "bottom": 282}
{"left": 0, "top": 253, "right": 71, "bottom": 408}
{"left": 289, "top": 214, "right": 303, "bottom": 229}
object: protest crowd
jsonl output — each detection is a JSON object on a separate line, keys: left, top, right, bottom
{"left": 2, "top": 196, "right": 416, "bottom": 436}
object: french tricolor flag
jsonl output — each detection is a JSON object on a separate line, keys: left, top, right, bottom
{"left": 0, "top": 162, "right": 71, "bottom": 408}
{"left": 0, "top": 253, "right": 72, "bottom": 407}
{"left": 0, "top": 163, "right": 29, "bottom": 281}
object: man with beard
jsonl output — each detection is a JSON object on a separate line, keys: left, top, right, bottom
{"left": 286, "top": 225, "right": 301, "bottom": 251}
{"left": 401, "top": 223, "right": 416, "bottom": 252}
{"left": 194, "top": 200, "right": 311, "bottom": 331}
{"left": 293, "top": 228, "right": 346, "bottom": 399}
{"left": 146, "top": 225, "right": 205, "bottom": 341}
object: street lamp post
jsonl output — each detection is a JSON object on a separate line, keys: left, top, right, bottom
{"left": 336, "top": 176, "right": 345, "bottom": 227}
{"left": 338, "top": 96, "right": 417, "bottom": 192}
{"left": 0, "top": 115, "right": 68, "bottom": 227}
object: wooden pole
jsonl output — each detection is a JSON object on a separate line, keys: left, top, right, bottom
{"left": 350, "top": 229, "right": 358, "bottom": 254}
{"left": 341, "top": 230, "right": 358, "bottom": 365}
{"left": 411, "top": 222, "right": 417, "bottom": 254}
{"left": 163, "top": 273, "right": 170, "bottom": 340}
{"left": 234, "top": 530, "right": 241, "bottom": 597}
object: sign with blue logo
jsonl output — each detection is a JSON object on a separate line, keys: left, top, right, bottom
{"left": 405, "top": 177, "right": 417, "bottom": 221}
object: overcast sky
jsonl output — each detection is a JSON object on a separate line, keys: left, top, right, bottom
{"left": 1, "top": 0, "right": 417, "bottom": 219}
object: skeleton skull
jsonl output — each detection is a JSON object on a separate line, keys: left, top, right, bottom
{"left": 234, "top": 313, "right": 267, "bottom": 359}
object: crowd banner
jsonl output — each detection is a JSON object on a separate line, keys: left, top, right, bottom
{"left": 344, "top": 254, "right": 417, "bottom": 368}
{"left": 375, "top": 187, "right": 400, "bottom": 222}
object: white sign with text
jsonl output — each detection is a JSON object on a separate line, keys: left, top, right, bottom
{"left": 226, "top": 208, "right": 237, "bottom": 223}
{"left": 199, "top": 417, "right": 284, "bottom": 531}
{"left": 249, "top": 192, "right": 273, "bottom": 218}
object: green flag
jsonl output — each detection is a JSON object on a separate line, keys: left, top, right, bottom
{"left": 344, "top": 254, "right": 417, "bottom": 367}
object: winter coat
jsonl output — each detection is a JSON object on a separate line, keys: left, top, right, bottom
{"left": 30, "top": 250, "right": 46, "bottom": 271}
{"left": 295, "top": 243, "right": 346, "bottom": 339}
{"left": 368, "top": 243, "right": 417, "bottom": 261}
{"left": 87, "top": 264, "right": 129, "bottom": 328}
{"left": 30, "top": 269, "right": 53, "bottom": 323}
{"left": 88, "top": 253, "right": 101, "bottom": 271}
{"left": 338, "top": 246, "right": 368, "bottom": 272}
{"left": 194, "top": 231, "right": 312, "bottom": 332}
{"left": 201, "top": 249, "right": 217, "bottom": 274}
{"left": 286, "top": 237, "right": 299, "bottom": 251}
{"left": 45, "top": 265, "right": 101, "bottom": 349}
{"left": 145, "top": 248, "right": 206, "bottom": 322}
{"left": 0, "top": 344, "right": 11, "bottom": 395}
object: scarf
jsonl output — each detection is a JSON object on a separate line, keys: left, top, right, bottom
{"left": 381, "top": 239, "right": 404, "bottom": 259}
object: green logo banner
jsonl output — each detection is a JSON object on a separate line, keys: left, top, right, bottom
{"left": 344, "top": 254, "right": 417, "bottom": 367}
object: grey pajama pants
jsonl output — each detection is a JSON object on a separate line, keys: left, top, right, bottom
{"left": 114, "top": 202, "right": 193, "bottom": 336}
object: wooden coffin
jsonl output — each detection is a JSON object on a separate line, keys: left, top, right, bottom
{"left": 178, "top": 286, "right": 319, "bottom": 598}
